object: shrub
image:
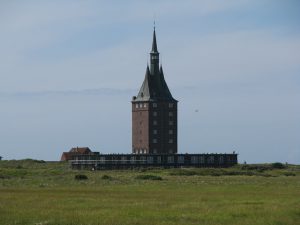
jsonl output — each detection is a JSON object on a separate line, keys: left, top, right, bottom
{"left": 241, "top": 164, "right": 270, "bottom": 171}
{"left": 101, "top": 175, "right": 112, "bottom": 180}
{"left": 0, "top": 175, "right": 10, "bottom": 179}
{"left": 271, "top": 162, "right": 286, "bottom": 169}
{"left": 135, "top": 175, "right": 163, "bottom": 180}
{"left": 74, "top": 174, "right": 88, "bottom": 180}
{"left": 169, "top": 169, "right": 197, "bottom": 176}
{"left": 283, "top": 172, "right": 296, "bottom": 176}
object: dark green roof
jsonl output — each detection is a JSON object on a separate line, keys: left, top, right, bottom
{"left": 133, "top": 65, "right": 177, "bottom": 102}
{"left": 133, "top": 28, "right": 177, "bottom": 103}
{"left": 151, "top": 29, "right": 158, "bottom": 53}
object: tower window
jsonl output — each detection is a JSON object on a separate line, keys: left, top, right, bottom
{"left": 136, "top": 104, "right": 139, "bottom": 108}
{"left": 169, "top": 112, "right": 173, "bottom": 116}
{"left": 153, "top": 120, "right": 157, "bottom": 125}
{"left": 153, "top": 139, "right": 157, "bottom": 143}
{"left": 168, "top": 149, "right": 173, "bottom": 154}
{"left": 153, "top": 129, "right": 157, "bottom": 134}
{"left": 153, "top": 112, "right": 157, "bottom": 116}
{"left": 169, "top": 103, "right": 174, "bottom": 108}
{"left": 169, "top": 130, "right": 173, "bottom": 134}
{"left": 169, "top": 121, "right": 173, "bottom": 125}
{"left": 153, "top": 149, "right": 157, "bottom": 154}
{"left": 139, "top": 103, "right": 143, "bottom": 108}
{"left": 144, "top": 103, "right": 147, "bottom": 108}
{"left": 153, "top": 103, "right": 157, "bottom": 108}
{"left": 169, "top": 139, "right": 173, "bottom": 143}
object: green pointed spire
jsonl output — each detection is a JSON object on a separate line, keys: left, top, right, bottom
{"left": 151, "top": 28, "right": 158, "bottom": 52}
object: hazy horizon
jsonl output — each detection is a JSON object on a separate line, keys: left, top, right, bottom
{"left": 0, "top": 0, "right": 299, "bottom": 164}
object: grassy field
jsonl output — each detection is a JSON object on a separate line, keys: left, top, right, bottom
{"left": 0, "top": 160, "right": 299, "bottom": 225}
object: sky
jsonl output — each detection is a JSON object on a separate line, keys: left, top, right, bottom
{"left": 0, "top": 0, "right": 299, "bottom": 163}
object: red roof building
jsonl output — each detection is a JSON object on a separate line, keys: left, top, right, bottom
{"left": 60, "top": 147, "right": 92, "bottom": 161}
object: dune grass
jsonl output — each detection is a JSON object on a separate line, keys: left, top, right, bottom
{"left": 0, "top": 160, "right": 299, "bottom": 225}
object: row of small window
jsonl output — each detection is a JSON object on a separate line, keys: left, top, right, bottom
{"left": 135, "top": 103, "right": 174, "bottom": 109}
{"left": 153, "top": 112, "right": 173, "bottom": 116}
{"left": 152, "top": 139, "right": 173, "bottom": 143}
{"left": 189, "top": 156, "right": 225, "bottom": 164}
{"left": 98, "top": 156, "right": 157, "bottom": 164}
{"left": 136, "top": 103, "right": 147, "bottom": 108}
{"left": 153, "top": 121, "right": 174, "bottom": 125}
{"left": 135, "top": 149, "right": 147, "bottom": 154}
{"left": 153, "top": 129, "right": 173, "bottom": 134}
{"left": 134, "top": 149, "right": 173, "bottom": 154}
{"left": 96, "top": 156, "right": 224, "bottom": 164}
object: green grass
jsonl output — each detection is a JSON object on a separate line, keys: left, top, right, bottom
{"left": 0, "top": 160, "right": 300, "bottom": 225}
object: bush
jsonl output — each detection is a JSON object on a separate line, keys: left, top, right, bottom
{"left": 271, "top": 162, "right": 286, "bottom": 169}
{"left": 283, "top": 172, "right": 296, "bottom": 176}
{"left": 135, "top": 175, "right": 163, "bottom": 180}
{"left": 169, "top": 169, "right": 197, "bottom": 176}
{"left": 241, "top": 164, "right": 270, "bottom": 171}
{"left": 101, "top": 175, "right": 112, "bottom": 180}
{"left": 74, "top": 174, "right": 88, "bottom": 180}
{"left": 0, "top": 175, "right": 10, "bottom": 179}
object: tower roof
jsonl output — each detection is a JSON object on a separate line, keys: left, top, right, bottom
{"left": 134, "top": 65, "right": 176, "bottom": 102}
{"left": 133, "top": 28, "right": 177, "bottom": 102}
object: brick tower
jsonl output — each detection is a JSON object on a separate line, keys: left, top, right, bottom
{"left": 132, "top": 28, "right": 178, "bottom": 154}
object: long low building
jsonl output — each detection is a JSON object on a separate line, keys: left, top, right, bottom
{"left": 70, "top": 153, "right": 238, "bottom": 170}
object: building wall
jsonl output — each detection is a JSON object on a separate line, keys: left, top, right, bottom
{"left": 132, "top": 102, "right": 149, "bottom": 153}
{"left": 149, "top": 101, "right": 177, "bottom": 154}
{"left": 132, "top": 101, "right": 177, "bottom": 154}
{"left": 70, "top": 153, "right": 238, "bottom": 170}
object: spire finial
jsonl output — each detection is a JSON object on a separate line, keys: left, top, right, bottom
{"left": 151, "top": 23, "right": 158, "bottom": 52}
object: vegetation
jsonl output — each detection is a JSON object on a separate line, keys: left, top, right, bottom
{"left": 135, "top": 174, "right": 163, "bottom": 180}
{"left": 101, "top": 174, "right": 112, "bottom": 180}
{"left": 0, "top": 159, "right": 299, "bottom": 225}
{"left": 75, "top": 174, "right": 88, "bottom": 180}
